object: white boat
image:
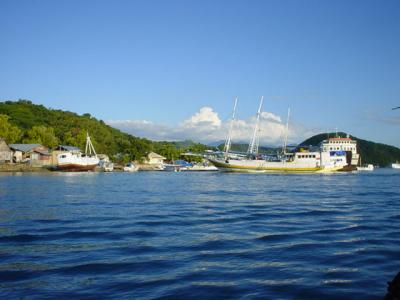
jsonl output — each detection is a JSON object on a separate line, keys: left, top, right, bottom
{"left": 103, "top": 162, "right": 114, "bottom": 172}
{"left": 209, "top": 151, "right": 347, "bottom": 173}
{"left": 356, "top": 157, "right": 374, "bottom": 171}
{"left": 357, "top": 164, "right": 374, "bottom": 171}
{"left": 54, "top": 132, "right": 99, "bottom": 172}
{"left": 392, "top": 163, "right": 400, "bottom": 169}
{"left": 184, "top": 164, "right": 218, "bottom": 171}
{"left": 123, "top": 162, "right": 139, "bottom": 172}
{"left": 209, "top": 97, "right": 347, "bottom": 173}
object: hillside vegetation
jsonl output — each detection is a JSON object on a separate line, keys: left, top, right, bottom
{"left": 300, "top": 132, "right": 400, "bottom": 167}
{"left": 0, "top": 100, "right": 207, "bottom": 162}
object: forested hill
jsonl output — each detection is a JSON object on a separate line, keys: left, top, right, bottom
{"left": 0, "top": 100, "right": 207, "bottom": 162}
{"left": 300, "top": 132, "right": 400, "bottom": 167}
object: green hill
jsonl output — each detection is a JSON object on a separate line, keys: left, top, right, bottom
{"left": 0, "top": 100, "right": 206, "bottom": 162}
{"left": 300, "top": 132, "right": 400, "bottom": 167}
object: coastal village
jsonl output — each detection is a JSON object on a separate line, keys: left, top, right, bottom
{"left": 0, "top": 101, "right": 399, "bottom": 173}
{"left": 1, "top": 132, "right": 399, "bottom": 173}
{"left": 0, "top": 137, "right": 172, "bottom": 172}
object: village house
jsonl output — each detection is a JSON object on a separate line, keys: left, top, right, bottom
{"left": 0, "top": 138, "right": 13, "bottom": 163}
{"left": 145, "top": 152, "right": 166, "bottom": 166}
{"left": 8, "top": 144, "right": 51, "bottom": 166}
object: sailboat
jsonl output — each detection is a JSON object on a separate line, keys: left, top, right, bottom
{"left": 53, "top": 132, "right": 100, "bottom": 172}
{"left": 208, "top": 97, "right": 348, "bottom": 172}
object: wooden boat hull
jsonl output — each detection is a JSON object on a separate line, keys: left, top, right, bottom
{"left": 50, "top": 164, "right": 97, "bottom": 172}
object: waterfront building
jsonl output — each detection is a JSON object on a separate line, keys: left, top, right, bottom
{"left": 0, "top": 138, "right": 13, "bottom": 163}
{"left": 8, "top": 144, "right": 51, "bottom": 166}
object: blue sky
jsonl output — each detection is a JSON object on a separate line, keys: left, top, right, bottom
{"left": 1, "top": 0, "right": 400, "bottom": 146}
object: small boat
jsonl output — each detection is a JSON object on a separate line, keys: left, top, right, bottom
{"left": 392, "top": 163, "right": 400, "bottom": 169}
{"left": 123, "top": 162, "right": 139, "bottom": 172}
{"left": 356, "top": 157, "right": 374, "bottom": 171}
{"left": 53, "top": 132, "right": 99, "bottom": 172}
{"left": 103, "top": 162, "right": 114, "bottom": 172}
{"left": 357, "top": 164, "right": 374, "bottom": 171}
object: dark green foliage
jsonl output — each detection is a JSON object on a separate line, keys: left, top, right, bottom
{"left": 300, "top": 132, "right": 400, "bottom": 167}
{"left": 0, "top": 100, "right": 211, "bottom": 161}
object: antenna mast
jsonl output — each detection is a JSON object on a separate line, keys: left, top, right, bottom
{"left": 247, "top": 96, "right": 264, "bottom": 155}
{"left": 224, "top": 97, "right": 238, "bottom": 157}
{"left": 282, "top": 107, "right": 290, "bottom": 154}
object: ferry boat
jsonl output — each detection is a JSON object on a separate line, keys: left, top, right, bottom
{"left": 53, "top": 133, "right": 99, "bottom": 172}
{"left": 319, "top": 136, "right": 359, "bottom": 171}
{"left": 208, "top": 97, "right": 347, "bottom": 173}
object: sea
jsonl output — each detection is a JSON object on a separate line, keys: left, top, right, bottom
{"left": 0, "top": 169, "right": 399, "bottom": 299}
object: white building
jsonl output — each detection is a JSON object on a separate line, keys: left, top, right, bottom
{"left": 146, "top": 152, "right": 166, "bottom": 165}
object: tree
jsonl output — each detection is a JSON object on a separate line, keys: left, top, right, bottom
{"left": 0, "top": 114, "right": 22, "bottom": 143}
{"left": 23, "top": 125, "right": 59, "bottom": 148}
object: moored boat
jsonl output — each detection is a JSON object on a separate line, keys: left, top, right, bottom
{"left": 52, "top": 133, "right": 99, "bottom": 172}
{"left": 102, "top": 162, "right": 114, "bottom": 172}
{"left": 123, "top": 162, "right": 139, "bottom": 172}
{"left": 209, "top": 151, "right": 346, "bottom": 173}
{"left": 392, "top": 163, "right": 400, "bottom": 169}
{"left": 208, "top": 97, "right": 347, "bottom": 173}
{"left": 357, "top": 164, "right": 374, "bottom": 171}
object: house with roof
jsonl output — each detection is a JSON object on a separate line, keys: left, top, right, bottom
{"left": 145, "top": 152, "right": 166, "bottom": 166}
{"left": 8, "top": 144, "right": 51, "bottom": 166}
{"left": 0, "top": 138, "right": 13, "bottom": 163}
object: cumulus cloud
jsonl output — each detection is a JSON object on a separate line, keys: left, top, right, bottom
{"left": 106, "top": 106, "right": 317, "bottom": 146}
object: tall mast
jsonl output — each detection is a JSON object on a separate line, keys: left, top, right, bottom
{"left": 247, "top": 96, "right": 264, "bottom": 155}
{"left": 282, "top": 107, "right": 290, "bottom": 154}
{"left": 224, "top": 97, "right": 238, "bottom": 157}
{"left": 85, "top": 132, "right": 97, "bottom": 157}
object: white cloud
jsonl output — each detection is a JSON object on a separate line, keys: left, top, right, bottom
{"left": 181, "top": 107, "right": 221, "bottom": 128}
{"left": 106, "top": 106, "right": 317, "bottom": 146}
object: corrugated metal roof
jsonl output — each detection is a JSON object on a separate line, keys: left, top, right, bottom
{"left": 58, "top": 145, "right": 81, "bottom": 151}
{"left": 9, "top": 144, "right": 42, "bottom": 152}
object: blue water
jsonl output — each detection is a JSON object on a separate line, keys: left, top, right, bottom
{"left": 0, "top": 170, "right": 399, "bottom": 299}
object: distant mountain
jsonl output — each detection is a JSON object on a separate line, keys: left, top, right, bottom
{"left": 300, "top": 132, "right": 400, "bottom": 166}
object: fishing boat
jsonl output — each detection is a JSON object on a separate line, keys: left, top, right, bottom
{"left": 53, "top": 133, "right": 99, "bottom": 172}
{"left": 208, "top": 97, "right": 347, "bottom": 173}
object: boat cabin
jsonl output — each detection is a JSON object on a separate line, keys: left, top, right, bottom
{"left": 320, "top": 137, "right": 359, "bottom": 166}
